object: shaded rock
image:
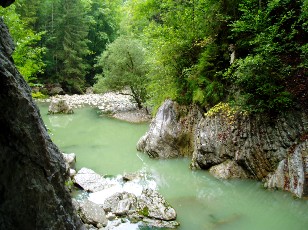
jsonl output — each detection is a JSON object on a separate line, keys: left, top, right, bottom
{"left": 103, "top": 192, "right": 137, "bottom": 216}
{"left": 209, "top": 160, "right": 248, "bottom": 179}
{"left": 48, "top": 98, "right": 74, "bottom": 114}
{"left": 74, "top": 168, "right": 108, "bottom": 192}
{"left": 79, "top": 200, "right": 108, "bottom": 228}
{"left": 265, "top": 140, "right": 308, "bottom": 198}
{"left": 137, "top": 99, "right": 202, "bottom": 158}
{"left": 0, "top": 15, "right": 83, "bottom": 229}
{"left": 137, "top": 189, "right": 176, "bottom": 221}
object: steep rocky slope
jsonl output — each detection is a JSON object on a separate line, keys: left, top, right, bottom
{"left": 0, "top": 2, "right": 83, "bottom": 229}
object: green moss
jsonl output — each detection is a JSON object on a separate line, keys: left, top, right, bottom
{"left": 138, "top": 206, "right": 149, "bottom": 217}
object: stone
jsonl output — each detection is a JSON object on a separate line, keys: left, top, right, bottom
{"left": 70, "top": 168, "right": 77, "bottom": 177}
{"left": 142, "top": 218, "right": 180, "bottom": 229}
{"left": 137, "top": 99, "right": 202, "bottom": 158}
{"left": 137, "top": 189, "right": 176, "bottom": 221}
{"left": 103, "top": 192, "right": 137, "bottom": 216}
{"left": 74, "top": 168, "right": 109, "bottom": 192}
{"left": 63, "top": 152, "right": 76, "bottom": 170}
{"left": 48, "top": 98, "right": 74, "bottom": 114}
{"left": 0, "top": 13, "right": 83, "bottom": 229}
{"left": 79, "top": 200, "right": 108, "bottom": 228}
{"left": 209, "top": 160, "right": 248, "bottom": 179}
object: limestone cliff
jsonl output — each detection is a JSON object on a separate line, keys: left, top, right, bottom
{"left": 0, "top": 4, "right": 83, "bottom": 229}
{"left": 138, "top": 100, "right": 308, "bottom": 198}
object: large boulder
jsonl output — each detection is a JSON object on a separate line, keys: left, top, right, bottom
{"left": 137, "top": 99, "right": 202, "bottom": 158}
{"left": 209, "top": 160, "right": 248, "bottom": 179}
{"left": 48, "top": 98, "right": 74, "bottom": 114}
{"left": 0, "top": 14, "right": 83, "bottom": 229}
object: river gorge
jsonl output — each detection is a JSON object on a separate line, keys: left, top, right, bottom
{"left": 39, "top": 104, "right": 308, "bottom": 230}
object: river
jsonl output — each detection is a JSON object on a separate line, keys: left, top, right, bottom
{"left": 39, "top": 104, "right": 308, "bottom": 230}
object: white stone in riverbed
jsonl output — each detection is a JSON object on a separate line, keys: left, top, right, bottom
{"left": 74, "top": 168, "right": 109, "bottom": 192}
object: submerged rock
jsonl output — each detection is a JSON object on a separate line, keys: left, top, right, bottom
{"left": 209, "top": 160, "right": 248, "bottom": 179}
{"left": 74, "top": 168, "right": 109, "bottom": 192}
{"left": 48, "top": 98, "right": 74, "bottom": 114}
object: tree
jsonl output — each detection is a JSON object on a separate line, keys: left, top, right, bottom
{"left": 94, "top": 36, "right": 148, "bottom": 109}
{"left": 0, "top": 4, "right": 46, "bottom": 85}
{"left": 85, "top": 0, "right": 121, "bottom": 85}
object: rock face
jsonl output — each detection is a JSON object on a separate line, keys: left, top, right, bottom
{"left": 265, "top": 140, "right": 308, "bottom": 197}
{"left": 192, "top": 111, "right": 308, "bottom": 197}
{"left": 138, "top": 100, "right": 308, "bottom": 197}
{"left": 137, "top": 99, "right": 202, "bottom": 158}
{"left": 0, "top": 11, "right": 83, "bottom": 230}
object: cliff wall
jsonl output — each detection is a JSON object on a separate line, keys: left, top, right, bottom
{"left": 0, "top": 4, "right": 83, "bottom": 229}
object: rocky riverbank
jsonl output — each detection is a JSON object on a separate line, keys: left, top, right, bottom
{"left": 62, "top": 153, "right": 179, "bottom": 229}
{"left": 137, "top": 100, "right": 308, "bottom": 198}
{"left": 40, "top": 92, "right": 151, "bottom": 123}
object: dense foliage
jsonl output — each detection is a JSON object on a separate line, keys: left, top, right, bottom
{"left": 1, "top": 0, "right": 307, "bottom": 113}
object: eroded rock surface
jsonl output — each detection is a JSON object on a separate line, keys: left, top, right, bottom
{"left": 137, "top": 99, "right": 202, "bottom": 158}
{"left": 0, "top": 11, "right": 83, "bottom": 229}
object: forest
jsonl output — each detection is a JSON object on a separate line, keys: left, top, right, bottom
{"left": 1, "top": 0, "right": 307, "bottom": 114}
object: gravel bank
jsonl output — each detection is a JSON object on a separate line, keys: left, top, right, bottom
{"left": 40, "top": 92, "right": 151, "bottom": 123}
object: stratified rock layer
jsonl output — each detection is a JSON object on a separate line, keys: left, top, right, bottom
{"left": 0, "top": 15, "right": 83, "bottom": 229}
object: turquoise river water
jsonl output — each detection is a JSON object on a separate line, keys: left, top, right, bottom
{"left": 39, "top": 104, "right": 308, "bottom": 230}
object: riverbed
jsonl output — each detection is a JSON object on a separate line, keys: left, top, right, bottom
{"left": 39, "top": 104, "right": 308, "bottom": 230}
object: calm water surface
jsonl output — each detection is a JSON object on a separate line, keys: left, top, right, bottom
{"left": 39, "top": 104, "right": 308, "bottom": 230}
